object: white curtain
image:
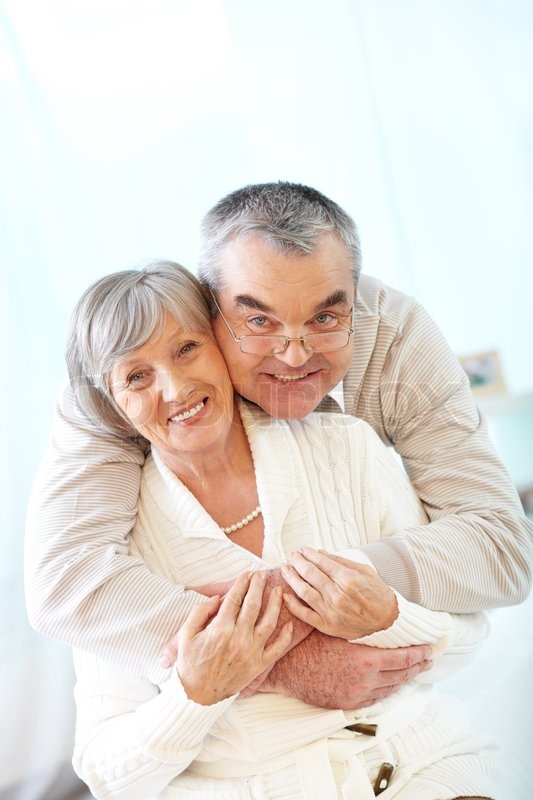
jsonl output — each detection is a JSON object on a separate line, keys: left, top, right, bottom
{"left": 1, "top": 1, "right": 531, "bottom": 797}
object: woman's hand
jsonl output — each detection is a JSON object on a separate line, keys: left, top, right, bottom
{"left": 280, "top": 548, "right": 398, "bottom": 640}
{"left": 176, "top": 571, "right": 293, "bottom": 705}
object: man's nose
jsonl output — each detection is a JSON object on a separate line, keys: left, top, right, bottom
{"left": 274, "top": 338, "right": 312, "bottom": 368}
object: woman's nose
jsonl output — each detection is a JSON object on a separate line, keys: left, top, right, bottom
{"left": 158, "top": 368, "right": 185, "bottom": 402}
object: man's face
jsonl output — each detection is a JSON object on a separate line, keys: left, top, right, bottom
{"left": 212, "top": 233, "right": 355, "bottom": 419}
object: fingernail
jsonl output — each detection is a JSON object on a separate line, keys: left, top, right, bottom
{"left": 159, "top": 655, "right": 172, "bottom": 669}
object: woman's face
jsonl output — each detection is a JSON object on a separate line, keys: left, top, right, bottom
{"left": 109, "top": 313, "right": 236, "bottom": 464}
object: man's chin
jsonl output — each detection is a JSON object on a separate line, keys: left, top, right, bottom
{"left": 248, "top": 386, "right": 324, "bottom": 421}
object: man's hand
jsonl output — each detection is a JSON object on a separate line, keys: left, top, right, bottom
{"left": 159, "top": 568, "right": 432, "bottom": 710}
{"left": 258, "top": 630, "right": 433, "bottom": 709}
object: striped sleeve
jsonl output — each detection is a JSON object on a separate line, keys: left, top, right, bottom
{"left": 349, "top": 279, "right": 533, "bottom": 611}
{"left": 25, "top": 382, "right": 194, "bottom": 677}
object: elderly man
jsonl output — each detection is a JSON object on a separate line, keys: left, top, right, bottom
{"left": 26, "top": 182, "right": 532, "bottom": 711}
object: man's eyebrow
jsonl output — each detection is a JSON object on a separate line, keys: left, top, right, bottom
{"left": 315, "top": 290, "right": 350, "bottom": 312}
{"left": 234, "top": 294, "right": 273, "bottom": 313}
{"left": 233, "top": 290, "right": 350, "bottom": 314}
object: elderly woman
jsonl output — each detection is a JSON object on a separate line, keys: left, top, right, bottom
{"left": 68, "top": 261, "right": 496, "bottom": 800}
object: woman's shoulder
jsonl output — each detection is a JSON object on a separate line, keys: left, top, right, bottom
{"left": 239, "top": 398, "right": 384, "bottom": 452}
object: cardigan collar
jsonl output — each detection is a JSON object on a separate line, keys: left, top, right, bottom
{"left": 142, "top": 399, "right": 299, "bottom": 547}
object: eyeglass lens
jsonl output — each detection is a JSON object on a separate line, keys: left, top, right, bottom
{"left": 239, "top": 330, "right": 351, "bottom": 355}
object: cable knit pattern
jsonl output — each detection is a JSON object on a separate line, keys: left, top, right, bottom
{"left": 291, "top": 415, "right": 375, "bottom": 552}
{"left": 72, "top": 401, "right": 497, "bottom": 799}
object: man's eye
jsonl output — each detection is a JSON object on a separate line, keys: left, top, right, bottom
{"left": 314, "top": 312, "right": 336, "bottom": 325}
{"left": 249, "top": 316, "right": 269, "bottom": 328}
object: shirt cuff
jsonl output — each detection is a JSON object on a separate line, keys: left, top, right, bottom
{"left": 352, "top": 591, "right": 452, "bottom": 658}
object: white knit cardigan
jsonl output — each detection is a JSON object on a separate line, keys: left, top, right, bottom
{"left": 73, "top": 402, "right": 493, "bottom": 800}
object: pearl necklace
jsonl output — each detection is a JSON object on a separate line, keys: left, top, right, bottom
{"left": 221, "top": 505, "right": 262, "bottom": 534}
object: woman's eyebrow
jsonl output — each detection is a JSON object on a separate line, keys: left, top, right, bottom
{"left": 114, "top": 356, "right": 143, "bottom": 370}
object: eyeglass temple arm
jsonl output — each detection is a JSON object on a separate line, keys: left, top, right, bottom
{"left": 209, "top": 291, "right": 242, "bottom": 343}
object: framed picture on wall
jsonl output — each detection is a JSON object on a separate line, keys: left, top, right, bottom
{"left": 458, "top": 349, "right": 507, "bottom": 398}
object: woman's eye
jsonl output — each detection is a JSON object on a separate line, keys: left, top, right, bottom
{"left": 178, "top": 341, "right": 198, "bottom": 356}
{"left": 127, "top": 371, "right": 147, "bottom": 386}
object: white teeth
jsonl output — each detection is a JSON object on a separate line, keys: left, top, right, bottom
{"left": 170, "top": 400, "right": 205, "bottom": 422}
{"left": 273, "top": 374, "right": 307, "bottom": 382}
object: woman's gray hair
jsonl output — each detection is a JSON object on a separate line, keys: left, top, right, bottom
{"left": 198, "top": 182, "right": 361, "bottom": 294}
{"left": 66, "top": 260, "right": 212, "bottom": 438}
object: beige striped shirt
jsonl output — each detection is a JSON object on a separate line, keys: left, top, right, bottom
{"left": 25, "top": 275, "right": 532, "bottom": 673}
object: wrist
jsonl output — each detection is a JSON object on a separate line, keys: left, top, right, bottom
{"left": 263, "top": 568, "right": 313, "bottom": 643}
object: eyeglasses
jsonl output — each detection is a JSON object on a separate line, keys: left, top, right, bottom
{"left": 210, "top": 292, "right": 355, "bottom": 356}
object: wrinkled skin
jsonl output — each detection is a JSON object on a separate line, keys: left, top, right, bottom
{"left": 177, "top": 571, "right": 293, "bottom": 705}
{"left": 163, "top": 568, "right": 432, "bottom": 710}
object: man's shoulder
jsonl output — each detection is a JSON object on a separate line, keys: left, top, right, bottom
{"left": 357, "top": 274, "right": 420, "bottom": 326}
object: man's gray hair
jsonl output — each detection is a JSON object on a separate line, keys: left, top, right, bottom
{"left": 198, "top": 182, "right": 361, "bottom": 291}
{"left": 66, "top": 260, "right": 211, "bottom": 438}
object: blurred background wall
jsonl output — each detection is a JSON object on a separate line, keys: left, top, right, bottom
{"left": 1, "top": 1, "right": 531, "bottom": 797}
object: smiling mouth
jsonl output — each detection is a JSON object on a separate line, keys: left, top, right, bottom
{"left": 169, "top": 400, "right": 206, "bottom": 423}
{"left": 271, "top": 372, "right": 311, "bottom": 382}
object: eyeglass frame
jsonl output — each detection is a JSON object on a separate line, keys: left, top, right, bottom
{"left": 209, "top": 290, "right": 356, "bottom": 355}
